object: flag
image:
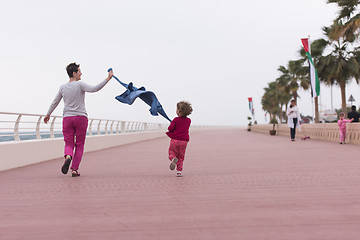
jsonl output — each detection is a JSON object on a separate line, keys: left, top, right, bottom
{"left": 248, "top": 97, "right": 254, "bottom": 116}
{"left": 301, "top": 38, "right": 320, "bottom": 97}
{"left": 109, "top": 69, "right": 171, "bottom": 122}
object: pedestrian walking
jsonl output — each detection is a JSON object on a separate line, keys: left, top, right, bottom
{"left": 44, "top": 63, "right": 113, "bottom": 177}
{"left": 286, "top": 100, "right": 300, "bottom": 141}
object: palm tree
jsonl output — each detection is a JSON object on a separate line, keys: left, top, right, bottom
{"left": 262, "top": 79, "right": 292, "bottom": 123}
{"left": 316, "top": 25, "right": 360, "bottom": 114}
{"left": 262, "top": 81, "right": 282, "bottom": 121}
{"left": 275, "top": 68, "right": 293, "bottom": 122}
{"left": 327, "top": 0, "right": 360, "bottom": 42}
{"left": 276, "top": 60, "right": 309, "bottom": 104}
{"left": 277, "top": 87, "right": 292, "bottom": 123}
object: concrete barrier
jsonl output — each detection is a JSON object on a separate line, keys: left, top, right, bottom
{"left": 251, "top": 123, "right": 360, "bottom": 145}
{"left": 0, "top": 131, "right": 166, "bottom": 172}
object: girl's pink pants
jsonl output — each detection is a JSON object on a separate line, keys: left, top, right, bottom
{"left": 168, "top": 139, "right": 188, "bottom": 171}
{"left": 339, "top": 128, "right": 346, "bottom": 142}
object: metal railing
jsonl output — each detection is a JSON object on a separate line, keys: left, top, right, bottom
{"left": 0, "top": 112, "right": 167, "bottom": 142}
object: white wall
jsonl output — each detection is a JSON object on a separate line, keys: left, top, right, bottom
{"left": 0, "top": 131, "right": 166, "bottom": 172}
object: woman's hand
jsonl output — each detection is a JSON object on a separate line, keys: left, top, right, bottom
{"left": 44, "top": 115, "right": 50, "bottom": 124}
{"left": 106, "top": 69, "right": 114, "bottom": 81}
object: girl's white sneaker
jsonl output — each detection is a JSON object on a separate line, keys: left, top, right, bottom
{"left": 177, "top": 171, "right": 183, "bottom": 177}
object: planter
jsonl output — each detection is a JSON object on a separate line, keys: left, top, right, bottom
{"left": 269, "top": 130, "right": 276, "bottom": 135}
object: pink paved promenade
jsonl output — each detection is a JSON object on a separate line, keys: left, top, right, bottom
{"left": 1, "top": 129, "right": 360, "bottom": 239}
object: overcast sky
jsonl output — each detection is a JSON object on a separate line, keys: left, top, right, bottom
{"left": 1, "top": 0, "right": 356, "bottom": 126}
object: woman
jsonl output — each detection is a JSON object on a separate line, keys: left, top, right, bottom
{"left": 286, "top": 100, "right": 300, "bottom": 141}
{"left": 44, "top": 63, "right": 113, "bottom": 177}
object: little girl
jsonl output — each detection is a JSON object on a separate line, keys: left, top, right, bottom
{"left": 338, "top": 112, "right": 353, "bottom": 144}
{"left": 166, "top": 101, "right": 193, "bottom": 177}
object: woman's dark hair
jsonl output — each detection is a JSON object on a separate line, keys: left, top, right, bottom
{"left": 177, "top": 101, "right": 193, "bottom": 117}
{"left": 289, "top": 99, "right": 295, "bottom": 108}
{"left": 66, "top": 62, "right": 80, "bottom": 78}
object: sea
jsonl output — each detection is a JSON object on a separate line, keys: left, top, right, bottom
{"left": 0, "top": 131, "right": 109, "bottom": 143}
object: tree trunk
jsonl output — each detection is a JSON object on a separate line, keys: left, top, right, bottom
{"left": 293, "top": 92, "right": 298, "bottom": 104}
{"left": 340, "top": 81, "right": 347, "bottom": 114}
{"left": 314, "top": 96, "right": 319, "bottom": 123}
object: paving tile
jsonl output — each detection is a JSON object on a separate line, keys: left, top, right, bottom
{"left": 1, "top": 129, "right": 360, "bottom": 239}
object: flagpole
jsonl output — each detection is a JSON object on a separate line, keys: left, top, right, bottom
{"left": 308, "top": 35, "right": 320, "bottom": 123}
{"left": 311, "top": 97, "right": 314, "bottom": 122}
{"left": 331, "top": 85, "right": 333, "bottom": 110}
{"left": 308, "top": 35, "right": 314, "bottom": 122}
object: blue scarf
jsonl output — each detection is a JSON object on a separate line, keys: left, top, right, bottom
{"left": 109, "top": 69, "right": 171, "bottom": 122}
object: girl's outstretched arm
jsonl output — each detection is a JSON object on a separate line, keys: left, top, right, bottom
{"left": 168, "top": 119, "right": 176, "bottom": 132}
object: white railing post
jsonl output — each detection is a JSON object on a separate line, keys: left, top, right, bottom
{"left": 144, "top": 123, "right": 148, "bottom": 132}
{"left": 110, "top": 120, "right": 114, "bottom": 134}
{"left": 121, "top": 121, "right": 125, "bottom": 133}
{"left": 105, "top": 120, "right": 109, "bottom": 135}
{"left": 36, "top": 116, "right": 42, "bottom": 139}
{"left": 88, "top": 119, "right": 94, "bottom": 136}
{"left": 50, "top": 117, "right": 56, "bottom": 138}
{"left": 97, "top": 120, "right": 102, "bottom": 135}
{"left": 14, "top": 114, "right": 22, "bottom": 141}
{"left": 116, "top": 121, "right": 120, "bottom": 134}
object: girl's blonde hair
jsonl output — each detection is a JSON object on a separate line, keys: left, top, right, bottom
{"left": 177, "top": 101, "right": 193, "bottom": 117}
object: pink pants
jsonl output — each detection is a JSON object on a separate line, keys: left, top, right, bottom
{"left": 168, "top": 139, "right": 188, "bottom": 171}
{"left": 339, "top": 128, "right": 346, "bottom": 142}
{"left": 62, "top": 116, "right": 88, "bottom": 171}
